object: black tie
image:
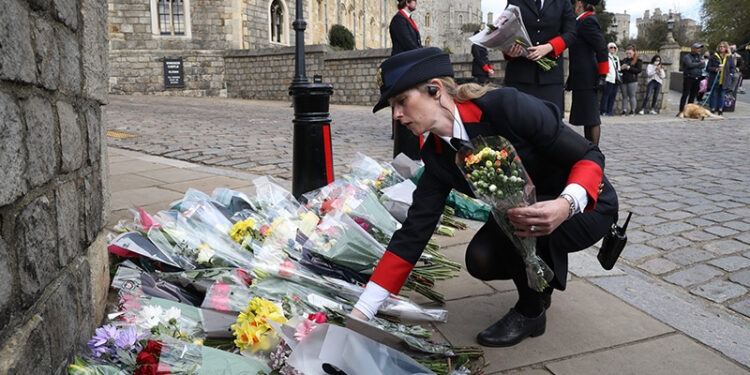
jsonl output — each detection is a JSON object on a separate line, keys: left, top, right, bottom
{"left": 535, "top": 0, "right": 541, "bottom": 12}
{"left": 450, "top": 138, "right": 472, "bottom": 152}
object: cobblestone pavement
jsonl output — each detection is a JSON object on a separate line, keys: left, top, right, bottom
{"left": 107, "top": 93, "right": 750, "bottom": 322}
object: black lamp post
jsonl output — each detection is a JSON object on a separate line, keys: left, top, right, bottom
{"left": 289, "top": 0, "right": 334, "bottom": 198}
{"left": 666, "top": 15, "right": 675, "bottom": 43}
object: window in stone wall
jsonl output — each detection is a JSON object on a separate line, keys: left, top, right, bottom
{"left": 151, "top": 0, "right": 190, "bottom": 37}
{"left": 425, "top": 36, "right": 431, "bottom": 46}
{"left": 424, "top": 12, "right": 431, "bottom": 28}
{"left": 270, "top": 0, "right": 284, "bottom": 43}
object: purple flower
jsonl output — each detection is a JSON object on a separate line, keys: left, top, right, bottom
{"left": 114, "top": 326, "right": 145, "bottom": 351}
{"left": 88, "top": 325, "right": 119, "bottom": 358}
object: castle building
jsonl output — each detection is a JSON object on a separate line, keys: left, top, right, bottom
{"left": 636, "top": 8, "right": 700, "bottom": 42}
{"left": 610, "top": 12, "right": 630, "bottom": 44}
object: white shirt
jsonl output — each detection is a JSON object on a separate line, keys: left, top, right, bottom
{"left": 353, "top": 103, "right": 590, "bottom": 320}
{"left": 606, "top": 53, "right": 620, "bottom": 84}
{"left": 646, "top": 63, "right": 666, "bottom": 84}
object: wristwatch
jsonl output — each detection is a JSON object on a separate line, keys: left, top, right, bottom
{"left": 560, "top": 193, "right": 576, "bottom": 220}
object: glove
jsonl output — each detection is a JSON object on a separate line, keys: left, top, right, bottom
{"left": 596, "top": 74, "right": 607, "bottom": 91}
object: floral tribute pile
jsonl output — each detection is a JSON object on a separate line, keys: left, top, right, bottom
{"left": 72, "top": 154, "right": 486, "bottom": 375}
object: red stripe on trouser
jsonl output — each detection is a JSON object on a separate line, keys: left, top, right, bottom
{"left": 323, "top": 124, "right": 333, "bottom": 184}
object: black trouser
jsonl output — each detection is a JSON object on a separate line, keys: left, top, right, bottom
{"left": 465, "top": 209, "right": 612, "bottom": 316}
{"left": 392, "top": 110, "right": 422, "bottom": 160}
{"left": 679, "top": 76, "right": 702, "bottom": 112}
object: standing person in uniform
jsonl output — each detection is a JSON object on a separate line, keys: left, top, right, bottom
{"left": 600, "top": 42, "right": 621, "bottom": 116}
{"left": 389, "top": 0, "right": 423, "bottom": 159}
{"left": 708, "top": 41, "right": 736, "bottom": 116}
{"left": 638, "top": 55, "right": 666, "bottom": 115}
{"left": 679, "top": 43, "right": 706, "bottom": 115}
{"left": 503, "top": 0, "right": 577, "bottom": 115}
{"left": 353, "top": 48, "right": 618, "bottom": 348}
{"left": 619, "top": 45, "right": 641, "bottom": 116}
{"left": 567, "top": 0, "right": 608, "bottom": 145}
{"left": 472, "top": 31, "right": 494, "bottom": 84}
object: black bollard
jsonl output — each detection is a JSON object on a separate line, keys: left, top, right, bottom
{"left": 393, "top": 117, "right": 422, "bottom": 160}
{"left": 289, "top": 0, "right": 334, "bottom": 198}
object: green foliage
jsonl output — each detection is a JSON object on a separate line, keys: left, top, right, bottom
{"left": 329, "top": 24, "right": 354, "bottom": 50}
{"left": 701, "top": 0, "right": 750, "bottom": 49}
{"left": 594, "top": 1, "right": 618, "bottom": 43}
{"left": 442, "top": 47, "right": 453, "bottom": 54}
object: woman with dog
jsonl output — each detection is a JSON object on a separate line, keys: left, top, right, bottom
{"left": 352, "top": 47, "right": 618, "bottom": 348}
{"left": 708, "top": 41, "right": 736, "bottom": 116}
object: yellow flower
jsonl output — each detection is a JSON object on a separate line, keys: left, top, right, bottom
{"left": 232, "top": 297, "right": 287, "bottom": 352}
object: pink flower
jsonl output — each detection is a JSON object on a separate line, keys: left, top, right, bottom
{"left": 279, "top": 259, "right": 295, "bottom": 278}
{"left": 294, "top": 319, "right": 316, "bottom": 341}
{"left": 137, "top": 207, "right": 161, "bottom": 231}
{"left": 308, "top": 312, "right": 327, "bottom": 324}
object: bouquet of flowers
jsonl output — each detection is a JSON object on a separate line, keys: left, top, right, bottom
{"left": 456, "top": 136, "right": 553, "bottom": 291}
{"left": 469, "top": 4, "right": 557, "bottom": 71}
{"left": 347, "top": 152, "right": 406, "bottom": 193}
{"left": 230, "top": 297, "right": 288, "bottom": 353}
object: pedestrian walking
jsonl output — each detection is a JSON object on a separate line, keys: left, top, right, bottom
{"left": 600, "top": 42, "right": 621, "bottom": 116}
{"left": 708, "top": 41, "right": 736, "bottom": 116}
{"left": 679, "top": 43, "right": 706, "bottom": 114}
{"left": 619, "top": 44, "right": 641, "bottom": 116}
{"left": 472, "top": 33, "right": 494, "bottom": 85}
{"left": 567, "top": 0, "right": 609, "bottom": 145}
{"left": 503, "top": 0, "right": 577, "bottom": 115}
{"left": 638, "top": 55, "right": 666, "bottom": 114}
{"left": 389, "top": 0, "right": 423, "bottom": 159}
{"left": 355, "top": 47, "right": 618, "bottom": 348}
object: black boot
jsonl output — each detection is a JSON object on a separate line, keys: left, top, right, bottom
{"left": 476, "top": 308, "right": 546, "bottom": 347}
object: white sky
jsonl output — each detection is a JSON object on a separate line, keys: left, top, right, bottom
{"left": 480, "top": 0, "right": 702, "bottom": 37}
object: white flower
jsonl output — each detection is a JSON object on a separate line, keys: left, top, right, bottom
{"left": 489, "top": 185, "right": 497, "bottom": 192}
{"left": 136, "top": 305, "right": 164, "bottom": 330}
{"left": 162, "top": 307, "right": 181, "bottom": 325}
{"left": 196, "top": 245, "right": 216, "bottom": 264}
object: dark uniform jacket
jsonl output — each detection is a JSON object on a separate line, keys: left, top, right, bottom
{"left": 504, "top": 0, "right": 577, "bottom": 86}
{"left": 471, "top": 44, "right": 493, "bottom": 78}
{"left": 389, "top": 10, "right": 422, "bottom": 56}
{"left": 369, "top": 88, "right": 618, "bottom": 294}
{"left": 567, "top": 12, "right": 608, "bottom": 91}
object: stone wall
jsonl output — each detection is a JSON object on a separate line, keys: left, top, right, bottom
{"left": 225, "top": 45, "right": 506, "bottom": 106}
{"left": 0, "top": 0, "right": 110, "bottom": 373}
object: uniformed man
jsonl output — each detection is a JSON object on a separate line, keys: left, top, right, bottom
{"left": 472, "top": 33, "right": 494, "bottom": 85}
{"left": 388, "top": 0, "right": 423, "bottom": 159}
{"left": 504, "top": 0, "right": 577, "bottom": 115}
{"left": 567, "top": 0, "right": 608, "bottom": 145}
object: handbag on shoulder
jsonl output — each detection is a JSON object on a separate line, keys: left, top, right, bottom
{"left": 598, "top": 212, "right": 632, "bottom": 270}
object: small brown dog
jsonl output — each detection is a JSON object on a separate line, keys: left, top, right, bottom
{"left": 678, "top": 103, "right": 726, "bottom": 120}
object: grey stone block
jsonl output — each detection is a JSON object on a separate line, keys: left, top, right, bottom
{"left": 28, "top": 0, "right": 51, "bottom": 11}
{"left": 708, "top": 256, "right": 750, "bottom": 272}
{"left": 643, "top": 221, "right": 694, "bottom": 236}
{"left": 638, "top": 258, "right": 679, "bottom": 275}
{"left": 736, "top": 233, "right": 750, "bottom": 245}
{"left": 56, "top": 181, "right": 81, "bottom": 267}
{"left": 57, "top": 101, "right": 83, "bottom": 172}
{"left": 0, "top": 92, "right": 28, "bottom": 206}
{"left": 15, "top": 196, "right": 59, "bottom": 304}
{"left": 57, "top": 27, "right": 81, "bottom": 94}
{"left": 702, "top": 212, "right": 740, "bottom": 222}
{"left": 730, "top": 269, "right": 750, "bottom": 288}
{"left": 84, "top": 174, "right": 104, "bottom": 243}
{"left": 681, "top": 230, "right": 718, "bottom": 242}
{"left": 729, "top": 298, "right": 750, "bottom": 318}
{"left": 0, "top": 236, "right": 13, "bottom": 330}
{"left": 620, "top": 243, "right": 659, "bottom": 262}
{"left": 21, "top": 95, "right": 56, "bottom": 188}
{"left": 30, "top": 17, "right": 60, "bottom": 91}
{"left": 3, "top": 317, "right": 53, "bottom": 374}
{"left": 704, "top": 240, "right": 747, "bottom": 255}
{"left": 84, "top": 105, "right": 101, "bottom": 164}
{"left": 691, "top": 280, "right": 747, "bottom": 303}
{"left": 664, "top": 264, "right": 724, "bottom": 287}
{"left": 723, "top": 221, "right": 750, "bottom": 232}
{"left": 663, "top": 247, "right": 714, "bottom": 266}
{"left": 704, "top": 226, "right": 739, "bottom": 237}
{"left": 74, "top": 259, "right": 93, "bottom": 348}
{"left": 43, "top": 273, "right": 79, "bottom": 370}
{"left": 0, "top": 0, "right": 35, "bottom": 83}
{"left": 52, "top": 0, "right": 78, "bottom": 30}
{"left": 648, "top": 235, "right": 692, "bottom": 251}
{"left": 82, "top": 0, "right": 108, "bottom": 103}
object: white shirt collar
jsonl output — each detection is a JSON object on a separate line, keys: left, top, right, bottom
{"left": 401, "top": 8, "right": 411, "bottom": 18}
{"left": 439, "top": 104, "right": 469, "bottom": 150}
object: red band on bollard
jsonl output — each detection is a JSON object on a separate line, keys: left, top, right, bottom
{"left": 323, "top": 124, "right": 333, "bottom": 184}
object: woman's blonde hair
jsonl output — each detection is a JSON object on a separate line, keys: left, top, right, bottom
{"left": 417, "top": 77, "right": 494, "bottom": 103}
{"left": 716, "top": 41, "right": 729, "bottom": 54}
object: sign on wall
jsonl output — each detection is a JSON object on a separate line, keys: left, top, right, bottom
{"left": 163, "top": 58, "right": 185, "bottom": 88}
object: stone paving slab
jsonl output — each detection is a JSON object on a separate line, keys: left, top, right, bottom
{"left": 434, "top": 280, "right": 673, "bottom": 373}
{"left": 110, "top": 186, "right": 183, "bottom": 211}
{"left": 546, "top": 334, "right": 750, "bottom": 375}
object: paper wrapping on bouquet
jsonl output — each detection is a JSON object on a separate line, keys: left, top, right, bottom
{"left": 137, "top": 337, "right": 270, "bottom": 375}
{"left": 212, "top": 187, "right": 259, "bottom": 213}
{"left": 470, "top": 5, "right": 532, "bottom": 52}
{"left": 67, "top": 358, "right": 129, "bottom": 375}
{"left": 302, "top": 180, "right": 401, "bottom": 237}
{"left": 347, "top": 152, "right": 407, "bottom": 192}
{"left": 284, "top": 323, "right": 434, "bottom": 375}
{"left": 391, "top": 153, "right": 424, "bottom": 179}
{"left": 380, "top": 179, "right": 417, "bottom": 223}
{"left": 111, "top": 261, "right": 204, "bottom": 307}
{"left": 456, "top": 136, "right": 554, "bottom": 292}
{"left": 446, "top": 190, "right": 491, "bottom": 222}
{"left": 252, "top": 176, "right": 309, "bottom": 219}
{"left": 108, "top": 231, "right": 192, "bottom": 270}
{"left": 303, "top": 209, "right": 387, "bottom": 274}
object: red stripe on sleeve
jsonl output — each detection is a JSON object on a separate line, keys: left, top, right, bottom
{"left": 369, "top": 251, "right": 414, "bottom": 294}
{"left": 567, "top": 160, "right": 603, "bottom": 210}
{"left": 489, "top": 64, "right": 494, "bottom": 70}
{"left": 483, "top": 64, "right": 490, "bottom": 72}
{"left": 548, "top": 36, "right": 566, "bottom": 57}
{"left": 598, "top": 61, "right": 609, "bottom": 75}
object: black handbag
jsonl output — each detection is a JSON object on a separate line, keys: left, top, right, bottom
{"left": 598, "top": 212, "right": 632, "bottom": 270}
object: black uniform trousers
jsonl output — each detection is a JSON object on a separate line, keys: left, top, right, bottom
{"left": 465, "top": 208, "right": 612, "bottom": 315}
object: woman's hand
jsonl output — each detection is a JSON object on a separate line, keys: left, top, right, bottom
{"left": 350, "top": 307, "right": 370, "bottom": 321}
{"left": 506, "top": 44, "right": 524, "bottom": 58}
{"left": 507, "top": 197, "right": 570, "bottom": 237}
{"left": 527, "top": 43, "right": 554, "bottom": 61}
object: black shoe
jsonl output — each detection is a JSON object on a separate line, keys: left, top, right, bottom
{"left": 718, "top": 110, "right": 723, "bottom": 116}
{"left": 476, "top": 308, "right": 546, "bottom": 347}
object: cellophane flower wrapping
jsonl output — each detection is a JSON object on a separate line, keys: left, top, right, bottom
{"left": 136, "top": 337, "right": 270, "bottom": 375}
{"left": 303, "top": 209, "right": 386, "bottom": 274}
{"left": 456, "top": 136, "right": 553, "bottom": 291}
{"left": 348, "top": 152, "right": 406, "bottom": 193}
